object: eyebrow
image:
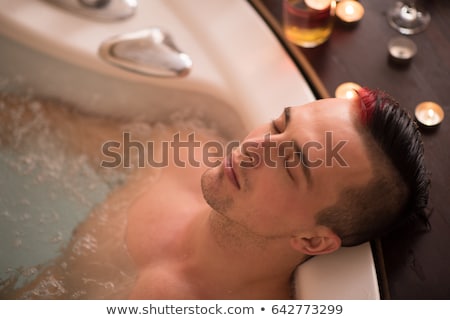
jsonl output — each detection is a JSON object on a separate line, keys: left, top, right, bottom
{"left": 283, "top": 107, "right": 313, "bottom": 188}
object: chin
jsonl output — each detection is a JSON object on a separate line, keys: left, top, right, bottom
{"left": 201, "top": 167, "right": 233, "bottom": 214}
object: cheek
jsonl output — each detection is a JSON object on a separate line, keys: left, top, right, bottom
{"left": 250, "top": 178, "right": 319, "bottom": 227}
{"left": 245, "top": 181, "right": 298, "bottom": 220}
{"left": 303, "top": 142, "right": 326, "bottom": 168}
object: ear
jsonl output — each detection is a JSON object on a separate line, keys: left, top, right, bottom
{"left": 290, "top": 226, "right": 341, "bottom": 256}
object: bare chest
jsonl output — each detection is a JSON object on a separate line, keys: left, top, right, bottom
{"left": 125, "top": 175, "right": 207, "bottom": 268}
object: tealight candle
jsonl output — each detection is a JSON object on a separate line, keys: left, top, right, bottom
{"left": 335, "top": 82, "right": 361, "bottom": 99}
{"left": 415, "top": 101, "right": 444, "bottom": 127}
{"left": 336, "top": 0, "right": 364, "bottom": 24}
{"left": 388, "top": 36, "right": 417, "bottom": 65}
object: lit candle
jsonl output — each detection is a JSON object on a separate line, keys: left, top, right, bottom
{"left": 415, "top": 101, "right": 445, "bottom": 127}
{"left": 335, "top": 82, "right": 361, "bottom": 99}
{"left": 388, "top": 36, "right": 417, "bottom": 65}
{"left": 336, "top": 0, "right": 364, "bottom": 24}
{"left": 305, "top": 0, "right": 333, "bottom": 10}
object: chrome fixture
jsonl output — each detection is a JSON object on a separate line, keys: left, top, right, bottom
{"left": 99, "top": 28, "right": 192, "bottom": 77}
{"left": 42, "top": 0, "right": 137, "bottom": 21}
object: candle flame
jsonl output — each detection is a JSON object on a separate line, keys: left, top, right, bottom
{"left": 345, "top": 90, "right": 357, "bottom": 99}
{"left": 345, "top": 4, "right": 355, "bottom": 16}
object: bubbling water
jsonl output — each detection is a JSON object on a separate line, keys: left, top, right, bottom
{"left": 0, "top": 93, "right": 223, "bottom": 299}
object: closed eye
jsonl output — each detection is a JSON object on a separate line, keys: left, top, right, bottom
{"left": 271, "top": 120, "right": 282, "bottom": 134}
{"left": 271, "top": 120, "right": 295, "bottom": 180}
{"left": 274, "top": 107, "right": 313, "bottom": 188}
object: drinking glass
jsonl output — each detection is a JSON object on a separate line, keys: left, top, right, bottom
{"left": 387, "top": 1, "right": 430, "bottom": 35}
{"left": 283, "top": 0, "right": 336, "bottom": 48}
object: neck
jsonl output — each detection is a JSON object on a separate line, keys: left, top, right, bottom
{"left": 181, "top": 210, "right": 307, "bottom": 299}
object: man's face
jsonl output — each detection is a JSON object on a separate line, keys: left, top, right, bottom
{"left": 201, "top": 98, "right": 373, "bottom": 241}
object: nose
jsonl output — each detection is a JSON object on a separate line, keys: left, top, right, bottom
{"left": 236, "top": 140, "right": 262, "bottom": 168}
{"left": 237, "top": 133, "right": 283, "bottom": 169}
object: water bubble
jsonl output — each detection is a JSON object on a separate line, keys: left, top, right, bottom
{"left": 49, "top": 231, "right": 63, "bottom": 244}
{"left": 72, "top": 234, "right": 98, "bottom": 256}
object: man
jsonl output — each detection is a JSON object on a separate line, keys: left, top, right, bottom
{"left": 0, "top": 88, "right": 429, "bottom": 299}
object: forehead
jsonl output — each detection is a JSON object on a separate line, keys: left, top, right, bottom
{"left": 291, "top": 98, "right": 360, "bottom": 126}
{"left": 287, "top": 98, "right": 362, "bottom": 148}
{"left": 289, "top": 98, "right": 372, "bottom": 194}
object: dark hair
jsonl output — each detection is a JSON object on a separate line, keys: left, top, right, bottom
{"left": 316, "top": 88, "right": 430, "bottom": 246}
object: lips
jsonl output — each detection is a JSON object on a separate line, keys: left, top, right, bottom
{"left": 224, "top": 153, "right": 240, "bottom": 190}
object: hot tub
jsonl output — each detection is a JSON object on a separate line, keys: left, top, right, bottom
{"left": 0, "top": 0, "right": 379, "bottom": 299}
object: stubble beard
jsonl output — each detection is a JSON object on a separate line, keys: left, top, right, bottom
{"left": 200, "top": 166, "right": 234, "bottom": 215}
{"left": 200, "top": 167, "right": 274, "bottom": 251}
